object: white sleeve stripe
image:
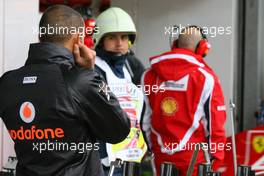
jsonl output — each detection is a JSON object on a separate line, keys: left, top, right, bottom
{"left": 209, "top": 90, "right": 213, "bottom": 146}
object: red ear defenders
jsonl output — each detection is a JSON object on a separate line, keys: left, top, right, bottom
{"left": 83, "top": 19, "right": 96, "bottom": 48}
{"left": 171, "top": 25, "right": 211, "bottom": 57}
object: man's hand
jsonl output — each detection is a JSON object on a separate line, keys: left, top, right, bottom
{"left": 73, "top": 42, "right": 96, "bottom": 69}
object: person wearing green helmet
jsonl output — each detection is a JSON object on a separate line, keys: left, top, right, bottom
{"left": 94, "top": 7, "right": 147, "bottom": 176}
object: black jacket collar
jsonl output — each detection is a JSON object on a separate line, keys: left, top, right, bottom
{"left": 25, "top": 42, "right": 75, "bottom": 67}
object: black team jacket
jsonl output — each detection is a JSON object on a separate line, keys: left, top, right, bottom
{"left": 0, "top": 42, "right": 130, "bottom": 176}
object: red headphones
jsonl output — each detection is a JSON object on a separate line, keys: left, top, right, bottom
{"left": 84, "top": 18, "right": 96, "bottom": 48}
{"left": 171, "top": 25, "right": 211, "bottom": 57}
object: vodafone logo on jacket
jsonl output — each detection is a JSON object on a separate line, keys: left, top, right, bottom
{"left": 19, "top": 102, "right": 35, "bottom": 123}
{"left": 8, "top": 101, "right": 65, "bottom": 141}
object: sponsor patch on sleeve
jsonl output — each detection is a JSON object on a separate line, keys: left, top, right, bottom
{"left": 217, "top": 105, "right": 226, "bottom": 111}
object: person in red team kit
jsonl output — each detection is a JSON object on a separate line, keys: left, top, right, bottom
{"left": 142, "top": 26, "right": 227, "bottom": 175}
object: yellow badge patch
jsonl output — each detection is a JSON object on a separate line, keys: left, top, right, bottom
{"left": 161, "top": 97, "right": 178, "bottom": 116}
{"left": 252, "top": 135, "right": 264, "bottom": 153}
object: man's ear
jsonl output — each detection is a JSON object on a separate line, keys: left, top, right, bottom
{"left": 76, "top": 34, "right": 80, "bottom": 43}
{"left": 77, "top": 33, "right": 84, "bottom": 44}
{"left": 72, "top": 34, "right": 82, "bottom": 44}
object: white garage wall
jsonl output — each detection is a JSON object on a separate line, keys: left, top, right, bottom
{"left": 112, "top": 0, "right": 238, "bottom": 136}
{"left": 0, "top": 0, "right": 40, "bottom": 169}
{"left": 0, "top": 0, "right": 4, "bottom": 169}
{"left": 259, "top": 0, "right": 264, "bottom": 100}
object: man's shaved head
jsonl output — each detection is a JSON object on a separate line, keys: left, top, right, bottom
{"left": 178, "top": 26, "right": 203, "bottom": 52}
{"left": 39, "top": 5, "right": 84, "bottom": 44}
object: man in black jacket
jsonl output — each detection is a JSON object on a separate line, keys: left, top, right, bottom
{"left": 0, "top": 5, "right": 130, "bottom": 176}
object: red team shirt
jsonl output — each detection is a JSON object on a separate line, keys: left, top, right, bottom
{"left": 142, "top": 48, "right": 227, "bottom": 176}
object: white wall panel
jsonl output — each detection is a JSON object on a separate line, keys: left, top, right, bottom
{"left": 0, "top": 0, "right": 40, "bottom": 169}
{"left": 0, "top": 0, "right": 5, "bottom": 170}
